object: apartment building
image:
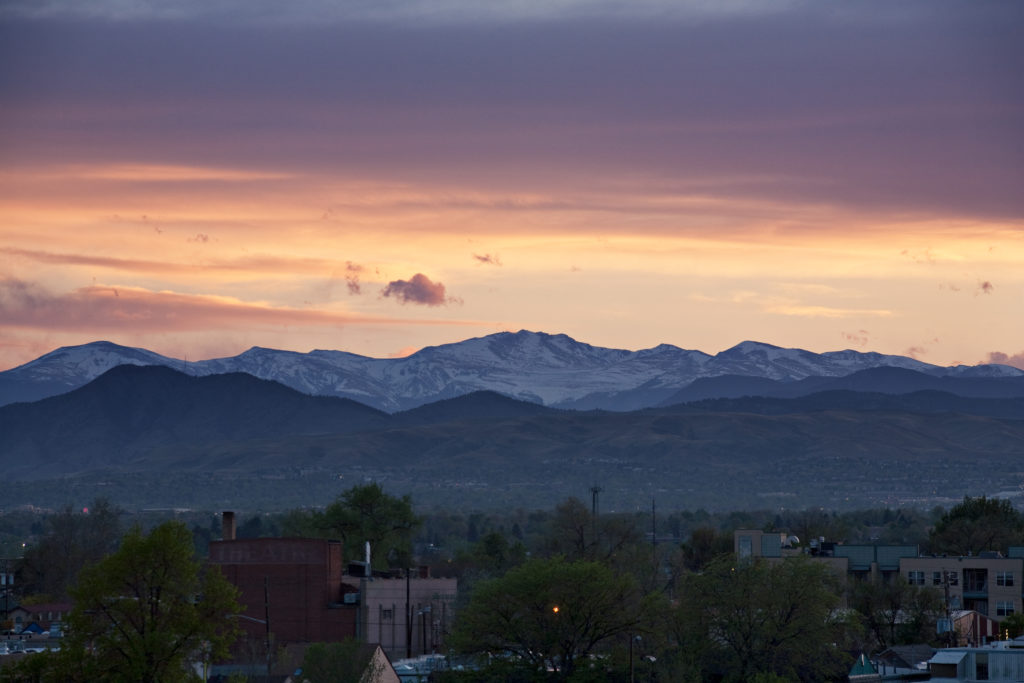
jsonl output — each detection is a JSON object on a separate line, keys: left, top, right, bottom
{"left": 734, "top": 529, "right": 1024, "bottom": 621}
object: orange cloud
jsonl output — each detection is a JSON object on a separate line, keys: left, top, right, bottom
{"left": 1, "top": 247, "right": 342, "bottom": 276}
{"left": 71, "top": 164, "right": 293, "bottom": 182}
{"left": 0, "top": 278, "right": 477, "bottom": 334}
{"left": 764, "top": 304, "right": 894, "bottom": 319}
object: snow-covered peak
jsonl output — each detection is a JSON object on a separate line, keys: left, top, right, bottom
{"left": 720, "top": 340, "right": 784, "bottom": 354}
{"left": 942, "top": 363, "right": 1024, "bottom": 378}
{"left": 708, "top": 342, "right": 947, "bottom": 381}
{"left": 411, "top": 330, "right": 628, "bottom": 370}
{"left": 8, "top": 341, "right": 176, "bottom": 385}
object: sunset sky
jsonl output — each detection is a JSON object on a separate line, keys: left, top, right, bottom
{"left": 1, "top": 0, "right": 1022, "bottom": 371}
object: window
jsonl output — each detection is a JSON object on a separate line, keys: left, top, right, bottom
{"left": 997, "top": 601, "right": 1015, "bottom": 617}
{"left": 933, "top": 571, "right": 943, "bottom": 586}
{"left": 997, "top": 572, "right": 1014, "bottom": 587}
{"left": 907, "top": 570, "right": 925, "bottom": 585}
{"left": 738, "top": 536, "right": 753, "bottom": 559}
{"left": 382, "top": 608, "right": 393, "bottom": 620}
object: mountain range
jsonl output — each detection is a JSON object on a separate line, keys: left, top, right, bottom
{"left": 4, "top": 331, "right": 1023, "bottom": 511}
{"left": 3, "top": 331, "right": 1022, "bottom": 411}
{"left": 2, "top": 362, "right": 1023, "bottom": 512}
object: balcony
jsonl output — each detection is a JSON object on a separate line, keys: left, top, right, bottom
{"left": 962, "top": 580, "right": 988, "bottom": 598}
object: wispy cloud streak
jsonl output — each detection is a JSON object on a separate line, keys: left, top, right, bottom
{"left": 0, "top": 278, "right": 475, "bottom": 332}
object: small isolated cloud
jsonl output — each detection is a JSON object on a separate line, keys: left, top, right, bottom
{"left": 978, "top": 280, "right": 994, "bottom": 295}
{"left": 986, "top": 351, "right": 1024, "bottom": 370}
{"left": 345, "top": 261, "right": 363, "bottom": 295}
{"left": 841, "top": 329, "right": 870, "bottom": 347}
{"left": 381, "top": 273, "right": 454, "bottom": 306}
{"left": 473, "top": 253, "right": 502, "bottom": 266}
{"left": 188, "top": 233, "right": 209, "bottom": 243}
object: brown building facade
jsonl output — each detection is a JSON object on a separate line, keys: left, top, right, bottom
{"left": 209, "top": 537, "right": 357, "bottom": 647}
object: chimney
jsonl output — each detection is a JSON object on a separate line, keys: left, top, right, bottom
{"left": 222, "top": 511, "right": 236, "bottom": 541}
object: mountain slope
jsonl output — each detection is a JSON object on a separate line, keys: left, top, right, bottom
{"left": 0, "top": 364, "right": 388, "bottom": 478}
{"left": 2, "top": 367, "right": 1023, "bottom": 511}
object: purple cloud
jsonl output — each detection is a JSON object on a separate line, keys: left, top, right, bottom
{"left": 381, "top": 273, "right": 452, "bottom": 306}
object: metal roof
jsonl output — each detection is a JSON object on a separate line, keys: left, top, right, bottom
{"left": 929, "top": 651, "right": 967, "bottom": 664}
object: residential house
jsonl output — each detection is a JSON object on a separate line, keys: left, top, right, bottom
{"left": 6, "top": 602, "right": 72, "bottom": 634}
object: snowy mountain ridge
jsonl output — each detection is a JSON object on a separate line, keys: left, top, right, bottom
{"left": 2, "top": 330, "right": 1021, "bottom": 411}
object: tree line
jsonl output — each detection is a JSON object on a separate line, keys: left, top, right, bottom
{"left": 2, "top": 490, "right": 1023, "bottom": 681}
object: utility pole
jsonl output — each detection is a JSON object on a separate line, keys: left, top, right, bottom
{"left": 590, "top": 485, "right": 602, "bottom": 518}
{"left": 651, "top": 498, "right": 657, "bottom": 569}
{"left": 264, "top": 576, "right": 271, "bottom": 678}
{"left": 406, "top": 568, "right": 412, "bottom": 659}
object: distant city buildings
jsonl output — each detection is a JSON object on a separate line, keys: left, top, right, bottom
{"left": 735, "top": 528, "right": 1023, "bottom": 643}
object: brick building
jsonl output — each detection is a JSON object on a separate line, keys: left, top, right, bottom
{"left": 208, "top": 518, "right": 358, "bottom": 650}
{"left": 208, "top": 512, "right": 458, "bottom": 668}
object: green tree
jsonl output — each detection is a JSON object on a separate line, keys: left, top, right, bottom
{"left": 675, "top": 555, "right": 849, "bottom": 682}
{"left": 466, "top": 531, "right": 527, "bottom": 576}
{"left": 17, "top": 498, "right": 121, "bottom": 600}
{"left": 538, "top": 498, "right": 651, "bottom": 587}
{"left": 1001, "top": 613, "right": 1024, "bottom": 639}
{"left": 450, "top": 556, "right": 653, "bottom": 680}
{"left": 296, "top": 483, "right": 420, "bottom": 569}
{"left": 679, "top": 526, "right": 733, "bottom": 572}
{"left": 849, "top": 577, "right": 945, "bottom": 651}
{"left": 928, "top": 496, "right": 1024, "bottom": 555}
{"left": 50, "top": 521, "right": 240, "bottom": 682}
